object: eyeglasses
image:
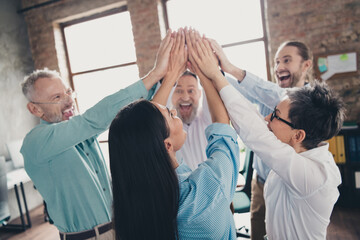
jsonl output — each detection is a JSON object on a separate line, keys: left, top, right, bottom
{"left": 270, "top": 107, "right": 296, "bottom": 129}
{"left": 31, "top": 88, "right": 77, "bottom": 105}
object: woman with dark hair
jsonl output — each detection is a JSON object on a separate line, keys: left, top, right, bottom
{"left": 109, "top": 29, "right": 240, "bottom": 239}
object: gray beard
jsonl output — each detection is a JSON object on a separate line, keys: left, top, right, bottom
{"left": 177, "top": 107, "right": 198, "bottom": 125}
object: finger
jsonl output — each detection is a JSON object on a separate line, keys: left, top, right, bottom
{"left": 189, "top": 29, "right": 198, "bottom": 48}
{"left": 203, "top": 39, "right": 214, "bottom": 57}
{"left": 189, "top": 30, "right": 201, "bottom": 57}
{"left": 209, "top": 39, "right": 223, "bottom": 57}
{"left": 180, "top": 28, "right": 185, "bottom": 52}
{"left": 159, "top": 29, "right": 172, "bottom": 51}
{"left": 174, "top": 29, "right": 182, "bottom": 52}
{"left": 189, "top": 44, "right": 201, "bottom": 66}
{"left": 164, "top": 36, "right": 174, "bottom": 57}
{"left": 184, "top": 45, "right": 189, "bottom": 62}
{"left": 195, "top": 39, "right": 207, "bottom": 58}
{"left": 185, "top": 27, "right": 193, "bottom": 52}
{"left": 170, "top": 31, "right": 178, "bottom": 53}
{"left": 194, "top": 30, "right": 202, "bottom": 41}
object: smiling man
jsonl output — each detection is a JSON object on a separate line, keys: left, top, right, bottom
{"left": 275, "top": 41, "right": 313, "bottom": 88}
{"left": 18, "top": 28, "right": 175, "bottom": 240}
{"left": 170, "top": 71, "right": 211, "bottom": 170}
{"left": 172, "top": 71, "right": 201, "bottom": 125}
{"left": 20, "top": 68, "right": 161, "bottom": 239}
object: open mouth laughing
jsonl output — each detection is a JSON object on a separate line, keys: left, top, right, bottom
{"left": 63, "top": 106, "right": 74, "bottom": 120}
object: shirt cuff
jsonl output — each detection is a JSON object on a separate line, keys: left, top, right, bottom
{"left": 240, "top": 71, "right": 266, "bottom": 89}
{"left": 125, "top": 80, "right": 150, "bottom": 100}
{"left": 205, "top": 123, "right": 237, "bottom": 142}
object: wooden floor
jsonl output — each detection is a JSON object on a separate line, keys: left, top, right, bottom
{"left": 0, "top": 205, "right": 359, "bottom": 240}
{"left": 0, "top": 206, "right": 58, "bottom": 240}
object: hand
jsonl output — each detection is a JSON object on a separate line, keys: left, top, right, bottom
{"left": 152, "top": 29, "right": 174, "bottom": 79}
{"left": 164, "top": 28, "right": 187, "bottom": 83}
{"left": 187, "top": 30, "right": 221, "bottom": 81}
{"left": 184, "top": 28, "right": 206, "bottom": 83}
{"left": 208, "top": 39, "right": 234, "bottom": 73}
{"left": 209, "top": 38, "right": 245, "bottom": 81}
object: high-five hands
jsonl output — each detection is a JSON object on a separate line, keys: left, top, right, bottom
{"left": 150, "top": 27, "right": 229, "bottom": 92}
{"left": 185, "top": 29, "right": 222, "bottom": 81}
{"left": 152, "top": 29, "right": 175, "bottom": 79}
{"left": 165, "top": 28, "right": 188, "bottom": 83}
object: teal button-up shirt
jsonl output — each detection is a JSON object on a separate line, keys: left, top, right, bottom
{"left": 21, "top": 80, "right": 153, "bottom": 233}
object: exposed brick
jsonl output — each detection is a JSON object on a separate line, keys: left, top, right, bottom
{"left": 266, "top": 0, "right": 360, "bottom": 121}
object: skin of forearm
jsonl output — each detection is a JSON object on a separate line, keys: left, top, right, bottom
{"left": 212, "top": 71, "right": 230, "bottom": 92}
{"left": 142, "top": 69, "right": 163, "bottom": 91}
{"left": 200, "top": 75, "right": 229, "bottom": 124}
{"left": 152, "top": 73, "right": 179, "bottom": 105}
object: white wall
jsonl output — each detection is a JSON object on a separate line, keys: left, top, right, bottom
{"left": 0, "top": 0, "right": 42, "bottom": 220}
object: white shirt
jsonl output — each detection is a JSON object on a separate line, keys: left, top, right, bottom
{"left": 175, "top": 89, "right": 211, "bottom": 170}
{"left": 226, "top": 72, "right": 286, "bottom": 181}
{"left": 220, "top": 85, "right": 341, "bottom": 240}
{"left": 154, "top": 83, "right": 211, "bottom": 170}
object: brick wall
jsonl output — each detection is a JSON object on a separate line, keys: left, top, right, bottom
{"left": 266, "top": 0, "right": 360, "bottom": 121}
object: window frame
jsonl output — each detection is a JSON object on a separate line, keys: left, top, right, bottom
{"left": 60, "top": 5, "right": 137, "bottom": 94}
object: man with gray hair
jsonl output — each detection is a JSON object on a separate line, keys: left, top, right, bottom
{"left": 20, "top": 30, "right": 174, "bottom": 240}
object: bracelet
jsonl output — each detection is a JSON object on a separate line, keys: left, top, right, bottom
{"left": 237, "top": 70, "right": 246, "bottom": 83}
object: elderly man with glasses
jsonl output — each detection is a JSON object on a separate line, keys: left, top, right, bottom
{"left": 19, "top": 30, "right": 175, "bottom": 240}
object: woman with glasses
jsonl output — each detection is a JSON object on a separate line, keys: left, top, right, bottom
{"left": 188, "top": 30, "right": 345, "bottom": 240}
{"left": 108, "top": 29, "right": 240, "bottom": 240}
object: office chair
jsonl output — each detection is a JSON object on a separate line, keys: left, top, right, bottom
{"left": 233, "top": 148, "right": 254, "bottom": 239}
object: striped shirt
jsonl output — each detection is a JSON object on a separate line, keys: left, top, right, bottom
{"left": 176, "top": 123, "right": 239, "bottom": 239}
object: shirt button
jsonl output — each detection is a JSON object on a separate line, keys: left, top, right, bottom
{"left": 103, "top": 188, "right": 106, "bottom": 191}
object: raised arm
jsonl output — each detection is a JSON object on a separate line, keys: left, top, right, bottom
{"left": 186, "top": 29, "right": 229, "bottom": 124}
{"left": 209, "top": 39, "right": 246, "bottom": 82}
{"left": 141, "top": 29, "right": 175, "bottom": 91}
{"left": 152, "top": 29, "right": 187, "bottom": 105}
{"left": 210, "top": 38, "right": 285, "bottom": 112}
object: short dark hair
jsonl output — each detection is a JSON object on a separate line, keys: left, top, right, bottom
{"left": 279, "top": 41, "right": 314, "bottom": 83}
{"left": 109, "top": 100, "right": 179, "bottom": 240}
{"left": 287, "top": 82, "right": 345, "bottom": 150}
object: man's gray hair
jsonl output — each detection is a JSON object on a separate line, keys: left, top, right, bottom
{"left": 21, "top": 68, "right": 61, "bottom": 101}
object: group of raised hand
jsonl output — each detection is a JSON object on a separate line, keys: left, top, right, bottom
{"left": 152, "top": 27, "right": 232, "bottom": 125}
{"left": 152, "top": 27, "right": 229, "bottom": 89}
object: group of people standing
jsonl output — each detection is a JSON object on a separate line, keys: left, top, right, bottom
{"left": 20, "top": 27, "right": 345, "bottom": 240}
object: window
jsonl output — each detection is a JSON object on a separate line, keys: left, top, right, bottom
{"left": 162, "top": 0, "right": 269, "bottom": 80}
{"left": 62, "top": 8, "right": 138, "bottom": 113}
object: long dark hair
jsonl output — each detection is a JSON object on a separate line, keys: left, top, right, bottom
{"left": 109, "top": 99, "right": 179, "bottom": 240}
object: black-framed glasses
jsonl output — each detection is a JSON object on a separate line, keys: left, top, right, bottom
{"left": 270, "top": 107, "right": 296, "bottom": 129}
